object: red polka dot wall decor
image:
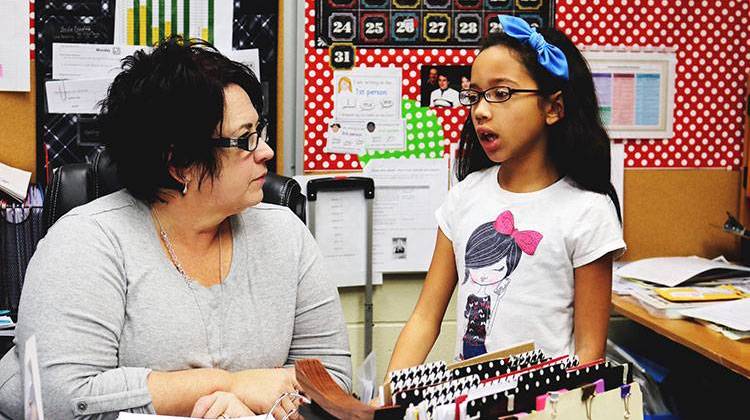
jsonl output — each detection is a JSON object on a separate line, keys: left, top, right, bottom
{"left": 558, "top": 0, "right": 750, "bottom": 169}
{"left": 303, "top": 0, "right": 750, "bottom": 172}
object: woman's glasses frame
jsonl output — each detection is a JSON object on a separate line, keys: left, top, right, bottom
{"left": 214, "top": 118, "right": 269, "bottom": 153}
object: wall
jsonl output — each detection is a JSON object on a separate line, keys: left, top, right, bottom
{"left": 340, "top": 275, "right": 458, "bottom": 386}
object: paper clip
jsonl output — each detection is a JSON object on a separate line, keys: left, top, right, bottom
{"left": 621, "top": 383, "right": 632, "bottom": 419}
{"left": 506, "top": 393, "right": 515, "bottom": 412}
{"left": 548, "top": 391, "right": 560, "bottom": 418}
{"left": 581, "top": 383, "right": 596, "bottom": 420}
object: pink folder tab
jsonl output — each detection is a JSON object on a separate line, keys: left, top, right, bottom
{"left": 0, "top": 64, "right": 4, "bottom": 78}
{"left": 535, "top": 389, "right": 568, "bottom": 411}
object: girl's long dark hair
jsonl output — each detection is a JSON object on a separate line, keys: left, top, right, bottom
{"left": 456, "top": 30, "right": 622, "bottom": 222}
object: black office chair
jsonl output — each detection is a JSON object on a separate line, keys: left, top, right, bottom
{"left": 43, "top": 148, "right": 306, "bottom": 231}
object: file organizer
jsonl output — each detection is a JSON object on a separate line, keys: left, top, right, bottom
{"left": 307, "top": 176, "right": 375, "bottom": 356}
{"left": 294, "top": 343, "right": 641, "bottom": 420}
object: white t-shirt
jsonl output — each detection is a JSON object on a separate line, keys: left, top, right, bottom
{"left": 435, "top": 165, "right": 625, "bottom": 360}
{"left": 430, "top": 88, "right": 460, "bottom": 107}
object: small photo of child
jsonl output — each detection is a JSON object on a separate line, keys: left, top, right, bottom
{"left": 392, "top": 237, "right": 407, "bottom": 259}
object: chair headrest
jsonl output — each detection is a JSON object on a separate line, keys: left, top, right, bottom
{"left": 91, "top": 148, "right": 122, "bottom": 198}
{"left": 43, "top": 148, "right": 306, "bottom": 230}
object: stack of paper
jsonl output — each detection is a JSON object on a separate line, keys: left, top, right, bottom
{"left": 612, "top": 275, "right": 652, "bottom": 296}
{"left": 679, "top": 298, "right": 750, "bottom": 340}
{"left": 0, "top": 162, "right": 31, "bottom": 202}
{"left": 627, "top": 287, "right": 717, "bottom": 319}
{"left": 699, "top": 320, "right": 750, "bottom": 340}
{"left": 614, "top": 275, "right": 750, "bottom": 320}
{"left": 615, "top": 256, "right": 750, "bottom": 287}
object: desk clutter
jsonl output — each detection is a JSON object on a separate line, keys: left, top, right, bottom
{"left": 0, "top": 311, "right": 15, "bottom": 338}
{"left": 614, "top": 256, "right": 750, "bottom": 340}
{"left": 295, "top": 343, "right": 641, "bottom": 420}
{"left": 0, "top": 184, "right": 45, "bottom": 326}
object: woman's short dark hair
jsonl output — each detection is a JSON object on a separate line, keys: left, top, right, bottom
{"left": 98, "top": 36, "right": 263, "bottom": 203}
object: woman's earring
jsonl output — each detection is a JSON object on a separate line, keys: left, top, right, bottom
{"left": 182, "top": 180, "right": 189, "bottom": 195}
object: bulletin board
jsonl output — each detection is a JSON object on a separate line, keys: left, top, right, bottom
{"left": 34, "top": 0, "right": 282, "bottom": 181}
{"left": 0, "top": 0, "right": 35, "bottom": 179}
{"left": 302, "top": 0, "right": 558, "bottom": 275}
{"left": 302, "top": 0, "right": 750, "bottom": 172}
{"left": 0, "top": 70, "right": 36, "bottom": 178}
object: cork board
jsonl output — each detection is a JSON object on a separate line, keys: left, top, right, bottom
{"left": 622, "top": 169, "right": 740, "bottom": 261}
{"left": 0, "top": 61, "right": 36, "bottom": 182}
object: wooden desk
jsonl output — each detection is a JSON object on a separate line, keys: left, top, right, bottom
{"left": 611, "top": 294, "right": 750, "bottom": 379}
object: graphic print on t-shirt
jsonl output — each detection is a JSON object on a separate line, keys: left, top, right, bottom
{"left": 461, "top": 210, "right": 543, "bottom": 359}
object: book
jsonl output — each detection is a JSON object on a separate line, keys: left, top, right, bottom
{"left": 614, "top": 256, "right": 750, "bottom": 287}
{"left": 679, "top": 298, "right": 750, "bottom": 332}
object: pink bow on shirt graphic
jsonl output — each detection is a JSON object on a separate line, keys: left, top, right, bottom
{"left": 493, "top": 210, "right": 543, "bottom": 255}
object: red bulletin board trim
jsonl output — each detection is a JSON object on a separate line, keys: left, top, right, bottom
{"left": 303, "top": 0, "right": 750, "bottom": 172}
{"left": 30, "top": 0, "right": 35, "bottom": 60}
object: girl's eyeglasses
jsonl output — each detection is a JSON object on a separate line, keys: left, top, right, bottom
{"left": 459, "top": 86, "right": 541, "bottom": 106}
{"left": 214, "top": 119, "right": 269, "bottom": 152}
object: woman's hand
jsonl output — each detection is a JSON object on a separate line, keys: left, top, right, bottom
{"left": 229, "top": 368, "right": 302, "bottom": 419}
{"left": 190, "top": 391, "right": 255, "bottom": 418}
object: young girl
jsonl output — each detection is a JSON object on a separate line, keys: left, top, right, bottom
{"left": 387, "top": 16, "right": 625, "bottom": 371}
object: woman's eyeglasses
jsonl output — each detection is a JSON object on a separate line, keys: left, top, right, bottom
{"left": 214, "top": 119, "right": 269, "bottom": 152}
{"left": 458, "top": 86, "right": 541, "bottom": 106}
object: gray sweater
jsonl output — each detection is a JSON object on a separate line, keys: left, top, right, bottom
{"left": 0, "top": 190, "right": 352, "bottom": 419}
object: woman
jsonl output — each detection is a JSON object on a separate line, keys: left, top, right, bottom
{"left": 0, "top": 37, "right": 351, "bottom": 419}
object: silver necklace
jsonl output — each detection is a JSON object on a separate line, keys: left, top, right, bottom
{"left": 151, "top": 207, "right": 225, "bottom": 367}
{"left": 151, "top": 207, "right": 222, "bottom": 284}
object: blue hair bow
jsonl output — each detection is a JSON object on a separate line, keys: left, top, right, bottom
{"left": 497, "top": 15, "right": 569, "bottom": 81}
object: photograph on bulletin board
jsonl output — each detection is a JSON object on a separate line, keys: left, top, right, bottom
{"left": 420, "top": 65, "right": 471, "bottom": 108}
